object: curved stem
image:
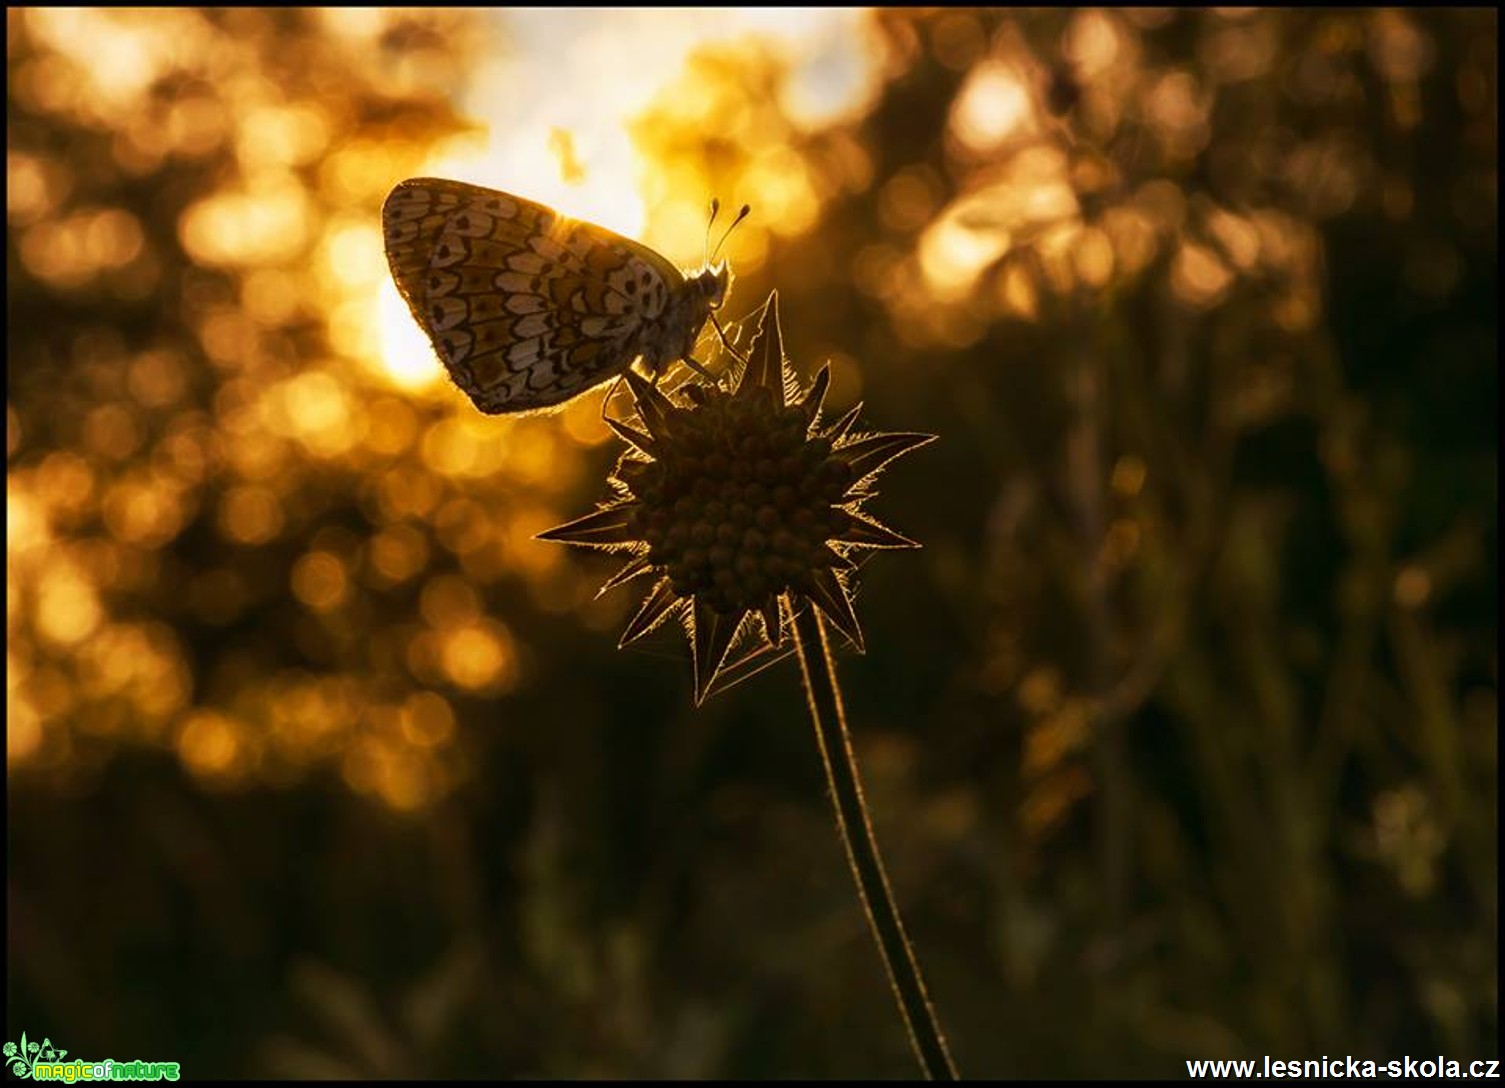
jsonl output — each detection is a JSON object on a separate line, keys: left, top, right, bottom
{"left": 788, "top": 599, "right": 959, "bottom": 1080}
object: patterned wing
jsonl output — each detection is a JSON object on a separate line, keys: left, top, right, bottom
{"left": 382, "top": 178, "right": 689, "bottom": 414}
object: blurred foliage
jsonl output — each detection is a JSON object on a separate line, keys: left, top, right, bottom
{"left": 6, "top": 7, "right": 1496, "bottom": 1078}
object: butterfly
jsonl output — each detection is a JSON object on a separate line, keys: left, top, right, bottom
{"left": 382, "top": 177, "right": 746, "bottom": 414}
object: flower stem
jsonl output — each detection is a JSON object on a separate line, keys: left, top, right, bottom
{"left": 788, "top": 599, "right": 959, "bottom": 1080}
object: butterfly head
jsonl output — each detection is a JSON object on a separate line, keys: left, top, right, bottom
{"left": 692, "top": 261, "right": 733, "bottom": 312}
{"left": 694, "top": 199, "right": 749, "bottom": 315}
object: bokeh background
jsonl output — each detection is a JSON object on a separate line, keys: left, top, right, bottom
{"left": 6, "top": 7, "right": 1497, "bottom": 1078}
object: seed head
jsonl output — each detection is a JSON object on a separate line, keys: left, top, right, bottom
{"left": 539, "top": 293, "right": 932, "bottom": 703}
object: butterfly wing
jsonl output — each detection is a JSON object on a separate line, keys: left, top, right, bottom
{"left": 383, "top": 178, "right": 690, "bottom": 414}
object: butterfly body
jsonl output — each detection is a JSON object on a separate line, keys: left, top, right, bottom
{"left": 383, "top": 177, "right": 729, "bottom": 414}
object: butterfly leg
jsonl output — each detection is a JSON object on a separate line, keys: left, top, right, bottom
{"left": 599, "top": 373, "right": 629, "bottom": 426}
{"left": 710, "top": 312, "right": 750, "bottom": 366}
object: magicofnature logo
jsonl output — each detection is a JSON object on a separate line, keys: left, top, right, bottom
{"left": 4, "top": 1034, "right": 62, "bottom": 1079}
{"left": 5, "top": 1033, "right": 180, "bottom": 1082}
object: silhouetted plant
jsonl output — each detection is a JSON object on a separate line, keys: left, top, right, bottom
{"left": 540, "top": 293, "right": 956, "bottom": 1079}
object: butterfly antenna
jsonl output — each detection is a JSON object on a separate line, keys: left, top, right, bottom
{"left": 710, "top": 202, "right": 750, "bottom": 263}
{"left": 703, "top": 198, "right": 720, "bottom": 266}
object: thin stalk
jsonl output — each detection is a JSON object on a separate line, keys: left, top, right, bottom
{"left": 788, "top": 598, "right": 959, "bottom": 1080}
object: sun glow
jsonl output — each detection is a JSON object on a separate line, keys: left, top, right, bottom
{"left": 374, "top": 277, "right": 446, "bottom": 393}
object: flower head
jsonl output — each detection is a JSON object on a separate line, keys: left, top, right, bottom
{"left": 539, "top": 293, "right": 932, "bottom": 703}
